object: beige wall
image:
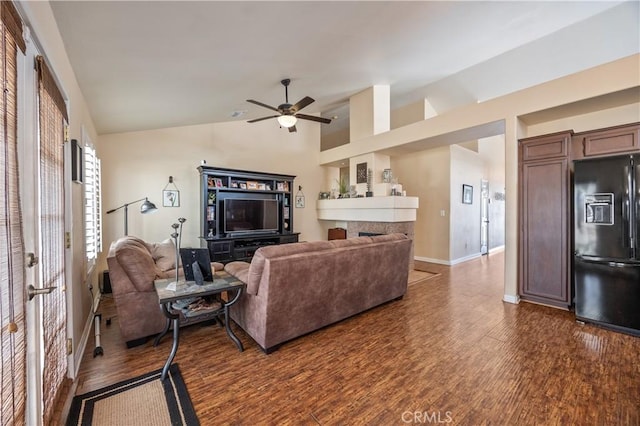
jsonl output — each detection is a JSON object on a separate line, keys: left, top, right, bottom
{"left": 97, "top": 119, "right": 332, "bottom": 271}
{"left": 391, "top": 146, "right": 450, "bottom": 261}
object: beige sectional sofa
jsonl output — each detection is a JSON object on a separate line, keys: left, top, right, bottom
{"left": 107, "top": 236, "right": 223, "bottom": 347}
{"left": 224, "top": 233, "right": 412, "bottom": 353}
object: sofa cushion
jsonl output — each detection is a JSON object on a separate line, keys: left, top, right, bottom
{"left": 224, "top": 261, "right": 250, "bottom": 285}
{"left": 114, "top": 240, "right": 157, "bottom": 292}
{"left": 150, "top": 238, "right": 177, "bottom": 272}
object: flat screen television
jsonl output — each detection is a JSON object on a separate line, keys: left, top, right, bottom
{"left": 224, "top": 198, "right": 279, "bottom": 234}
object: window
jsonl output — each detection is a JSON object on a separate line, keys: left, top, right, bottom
{"left": 84, "top": 141, "right": 101, "bottom": 264}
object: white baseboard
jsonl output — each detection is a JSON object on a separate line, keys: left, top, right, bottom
{"left": 489, "top": 245, "right": 505, "bottom": 254}
{"left": 503, "top": 294, "right": 520, "bottom": 304}
{"left": 73, "top": 290, "right": 101, "bottom": 379}
{"left": 414, "top": 256, "right": 451, "bottom": 266}
{"left": 415, "top": 252, "right": 484, "bottom": 266}
{"left": 449, "top": 252, "right": 482, "bottom": 265}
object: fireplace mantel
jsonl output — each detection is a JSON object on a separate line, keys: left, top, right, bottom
{"left": 316, "top": 196, "right": 419, "bottom": 222}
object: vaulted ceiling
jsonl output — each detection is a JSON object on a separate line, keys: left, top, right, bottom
{"left": 47, "top": 1, "right": 638, "bottom": 136}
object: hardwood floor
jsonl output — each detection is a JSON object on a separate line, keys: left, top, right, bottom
{"left": 71, "top": 252, "right": 640, "bottom": 425}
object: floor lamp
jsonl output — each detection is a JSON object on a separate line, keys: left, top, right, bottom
{"left": 106, "top": 197, "right": 158, "bottom": 235}
{"left": 96, "top": 197, "right": 157, "bottom": 356}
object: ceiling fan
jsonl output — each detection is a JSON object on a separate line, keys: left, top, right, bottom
{"left": 246, "top": 79, "right": 331, "bottom": 133}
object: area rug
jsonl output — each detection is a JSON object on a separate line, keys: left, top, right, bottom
{"left": 66, "top": 364, "right": 198, "bottom": 426}
{"left": 408, "top": 269, "right": 439, "bottom": 286}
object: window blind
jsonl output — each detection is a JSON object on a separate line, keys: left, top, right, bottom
{"left": 84, "top": 144, "right": 101, "bottom": 263}
{"left": 36, "top": 54, "right": 68, "bottom": 424}
{"left": 0, "top": 2, "right": 26, "bottom": 423}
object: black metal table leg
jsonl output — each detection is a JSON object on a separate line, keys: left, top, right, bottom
{"left": 224, "top": 288, "right": 244, "bottom": 352}
{"left": 154, "top": 305, "right": 172, "bottom": 347}
{"left": 159, "top": 303, "right": 180, "bottom": 381}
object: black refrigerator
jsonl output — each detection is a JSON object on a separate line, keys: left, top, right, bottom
{"left": 574, "top": 154, "right": 640, "bottom": 336}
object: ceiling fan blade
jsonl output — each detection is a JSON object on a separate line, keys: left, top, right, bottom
{"left": 295, "top": 113, "right": 331, "bottom": 124}
{"left": 289, "top": 96, "right": 314, "bottom": 113}
{"left": 288, "top": 125, "right": 297, "bottom": 133}
{"left": 247, "top": 115, "right": 279, "bottom": 123}
{"left": 247, "top": 99, "right": 279, "bottom": 113}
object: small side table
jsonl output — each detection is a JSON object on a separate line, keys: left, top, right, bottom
{"left": 154, "top": 271, "right": 245, "bottom": 381}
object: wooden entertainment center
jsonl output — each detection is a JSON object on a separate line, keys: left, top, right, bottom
{"left": 198, "top": 166, "right": 299, "bottom": 263}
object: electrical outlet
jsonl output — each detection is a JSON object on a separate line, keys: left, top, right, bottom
{"left": 440, "top": 210, "right": 446, "bottom": 217}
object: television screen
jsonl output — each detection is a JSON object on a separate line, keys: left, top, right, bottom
{"left": 224, "top": 198, "right": 279, "bottom": 234}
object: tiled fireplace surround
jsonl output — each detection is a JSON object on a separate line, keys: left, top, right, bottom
{"left": 345, "top": 221, "right": 415, "bottom": 269}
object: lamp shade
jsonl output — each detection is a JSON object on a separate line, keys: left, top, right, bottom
{"left": 277, "top": 114, "right": 297, "bottom": 128}
{"left": 140, "top": 198, "right": 158, "bottom": 214}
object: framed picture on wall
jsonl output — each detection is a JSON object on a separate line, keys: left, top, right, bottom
{"left": 356, "top": 162, "right": 367, "bottom": 184}
{"left": 163, "top": 189, "right": 180, "bottom": 207}
{"left": 462, "top": 184, "right": 473, "bottom": 204}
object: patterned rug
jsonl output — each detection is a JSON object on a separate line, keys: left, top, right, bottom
{"left": 66, "top": 364, "right": 198, "bottom": 426}
{"left": 408, "top": 269, "right": 439, "bottom": 286}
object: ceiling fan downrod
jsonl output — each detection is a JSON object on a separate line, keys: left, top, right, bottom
{"left": 281, "top": 79, "right": 291, "bottom": 105}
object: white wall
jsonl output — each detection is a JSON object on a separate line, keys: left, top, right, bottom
{"left": 478, "top": 135, "right": 506, "bottom": 250}
{"left": 449, "top": 145, "right": 484, "bottom": 262}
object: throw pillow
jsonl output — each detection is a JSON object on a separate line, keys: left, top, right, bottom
{"left": 151, "top": 238, "right": 177, "bottom": 272}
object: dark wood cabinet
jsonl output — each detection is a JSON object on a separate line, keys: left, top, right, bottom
{"left": 198, "top": 166, "right": 299, "bottom": 262}
{"left": 573, "top": 123, "right": 640, "bottom": 160}
{"left": 519, "top": 132, "right": 572, "bottom": 308}
{"left": 518, "top": 122, "right": 639, "bottom": 309}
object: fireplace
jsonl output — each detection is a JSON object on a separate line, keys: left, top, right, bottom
{"left": 316, "top": 196, "right": 419, "bottom": 269}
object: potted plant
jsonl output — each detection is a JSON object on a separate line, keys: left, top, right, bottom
{"left": 336, "top": 177, "right": 348, "bottom": 198}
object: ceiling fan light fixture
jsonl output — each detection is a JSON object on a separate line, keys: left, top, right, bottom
{"left": 277, "top": 114, "right": 297, "bottom": 128}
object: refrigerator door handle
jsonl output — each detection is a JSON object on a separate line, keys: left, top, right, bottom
{"left": 635, "top": 161, "right": 640, "bottom": 255}
{"left": 608, "top": 262, "right": 640, "bottom": 268}
{"left": 576, "top": 254, "right": 640, "bottom": 266}
{"left": 623, "top": 198, "right": 632, "bottom": 250}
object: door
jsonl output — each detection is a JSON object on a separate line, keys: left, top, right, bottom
{"left": 18, "top": 35, "right": 45, "bottom": 424}
{"left": 575, "top": 257, "right": 640, "bottom": 335}
{"left": 480, "top": 180, "right": 489, "bottom": 255}
{"left": 520, "top": 158, "right": 569, "bottom": 305}
{"left": 574, "top": 155, "right": 633, "bottom": 260}
{"left": 19, "top": 36, "right": 69, "bottom": 425}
